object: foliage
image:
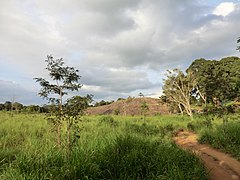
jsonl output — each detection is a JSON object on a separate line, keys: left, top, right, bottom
{"left": 34, "top": 55, "right": 82, "bottom": 148}
{"left": 163, "top": 69, "right": 196, "bottom": 118}
{"left": 94, "top": 100, "right": 114, "bottom": 107}
{"left": 113, "top": 108, "right": 120, "bottom": 115}
{"left": 0, "top": 112, "right": 209, "bottom": 179}
{"left": 3, "top": 101, "right": 11, "bottom": 111}
{"left": 141, "top": 101, "right": 149, "bottom": 123}
{"left": 237, "top": 37, "right": 240, "bottom": 51}
{"left": 199, "top": 121, "right": 240, "bottom": 160}
{"left": 139, "top": 92, "right": 144, "bottom": 98}
{"left": 187, "top": 57, "right": 240, "bottom": 105}
{"left": 63, "top": 95, "right": 93, "bottom": 150}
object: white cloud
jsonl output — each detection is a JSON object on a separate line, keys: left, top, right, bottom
{"left": 213, "top": 2, "right": 235, "bottom": 16}
{"left": 0, "top": 0, "right": 239, "bottom": 104}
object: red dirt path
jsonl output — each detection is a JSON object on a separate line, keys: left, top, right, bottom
{"left": 173, "top": 131, "right": 240, "bottom": 180}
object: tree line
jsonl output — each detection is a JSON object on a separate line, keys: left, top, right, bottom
{"left": 0, "top": 101, "right": 45, "bottom": 113}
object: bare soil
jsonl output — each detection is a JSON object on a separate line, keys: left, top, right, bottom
{"left": 173, "top": 130, "right": 240, "bottom": 180}
{"left": 87, "top": 97, "right": 169, "bottom": 116}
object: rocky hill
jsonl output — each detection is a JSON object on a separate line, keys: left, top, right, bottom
{"left": 86, "top": 97, "right": 169, "bottom": 116}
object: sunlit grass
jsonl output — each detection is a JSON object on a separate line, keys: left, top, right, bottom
{"left": 0, "top": 112, "right": 210, "bottom": 179}
{"left": 199, "top": 121, "right": 240, "bottom": 160}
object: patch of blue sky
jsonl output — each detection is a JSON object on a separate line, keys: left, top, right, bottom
{"left": 68, "top": 51, "right": 84, "bottom": 64}
{"left": 0, "top": 61, "right": 27, "bottom": 82}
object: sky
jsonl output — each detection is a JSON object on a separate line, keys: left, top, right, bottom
{"left": 0, "top": 0, "right": 240, "bottom": 105}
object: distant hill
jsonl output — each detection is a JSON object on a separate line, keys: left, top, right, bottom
{"left": 86, "top": 97, "right": 170, "bottom": 116}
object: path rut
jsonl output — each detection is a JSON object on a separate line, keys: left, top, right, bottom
{"left": 173, "top": 130, "right": 240, "bottom": 180}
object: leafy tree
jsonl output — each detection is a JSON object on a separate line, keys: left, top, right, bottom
{"left": 163, "top": 69, "right": 197, "bottom": 119}
{"left": 13, "top": 102, "right": 23, "bottom": 112}
{"left": 187, "top": 57, "right": 240, "bottom": 106}
{"left": 0, "top": 104, "right": 4, "bottom": 110}
{"left": 141, "top": 101, "right": 149, "bottom": 123}
{"left": 187, "top": 58, "right": 214, "bottom": 106}
{"left": 23, "top": 105, "right": 40, "bottom": 113}
{"left": 139, "top": 92, "right": 144, "bottom": 98}
{"left": 117, "top": 98, "right": 125, "bottom": 101}
{"left": 4, "top": 101, "right": 12, "bottom": 111}
{"left": 34, "top": 55, "right": 82, "bottom": 148}
{"left": 95, "top": 100, "right": 113, "bottom": 106}
{"left": 237, "top": 37, "right": 240, "bottom": 51}
{"left": 63, "top": 95, "right": 93, "bottom": 151}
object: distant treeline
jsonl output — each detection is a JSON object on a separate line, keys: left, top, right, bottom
{"left": 0, "top": 102, "right": 63, "bottom": 113}
{"left": 94, "top": 98, "right": 127, "bottom": 107}
{"left": 0, "top": 97, "right": 132, "bottom": 113}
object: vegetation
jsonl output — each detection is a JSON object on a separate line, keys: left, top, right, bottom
{"left": 0, "top": 112, "right": 209, "bottom": 179}
{"left": 163, "top": 69, "right": 196, "bottom": 119}
{"left": 162, "top": 56, "right": 240, "bottom": 118}
{"left": 141, "top": 101, "right": 149, "bottom": 124}
{"left": 94, "top": 100, "right": 114, "bottom": 107}
{"left": 237, "top": 37, "right": 240, "bottom": 51}
{"left": 199, "top": 120, "right": 240, "bottom": 160}
{"left": 187, "top": 57, "right": 240, "bottom": 105}
{"left": 1, "top": 47, "right": 240, "bottom": 179}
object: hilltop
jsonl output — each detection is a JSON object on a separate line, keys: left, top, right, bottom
{"left": 86, "top": 97, "right": 169, "bottom": 116}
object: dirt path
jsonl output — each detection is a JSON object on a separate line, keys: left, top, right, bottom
{"left": 173, "top": 130, "right": 240, "bottom": 180}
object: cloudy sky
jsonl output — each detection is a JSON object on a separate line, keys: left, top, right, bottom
{"left": 0, "top": 0, "right": 240, "bottom": 105}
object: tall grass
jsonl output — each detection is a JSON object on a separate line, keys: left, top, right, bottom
{"left": 199, "top": 121, "right": 240, "bottom": 160}
{"left": 0, "top": 112, "right": 208, "bottom": 179}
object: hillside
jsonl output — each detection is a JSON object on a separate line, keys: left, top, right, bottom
{"left": 86, "top": 97, "right": 169, "bottom": 116}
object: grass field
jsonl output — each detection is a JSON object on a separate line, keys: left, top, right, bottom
{"left": 0, "top": 112, "right": 238, "bottom": 179}
{"left": 199, "top": 120, "right": 240, "bottom": 160}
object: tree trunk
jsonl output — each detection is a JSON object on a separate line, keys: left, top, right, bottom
{"left": 183, "top": 103, "right": 193, "bottom": 120}
{"left": 196, "top": 87, "right": 207, "bottom": 107}
{"left": 57, "top": 124, "right": 61, "bottom": 148}
{"left": 178, "top": 104, "right": 183, "bottom": 115}
{"left": 57, "top": 87, "right": 63, "bottom": 148}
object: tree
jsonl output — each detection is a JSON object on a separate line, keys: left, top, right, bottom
{"left": 141, "top": 101, "right": 149, "bottom": 123}
{"left": 64, "top": 95, "right": 93, "bottom": 151}
{"left": 4, "top": 101, "right": 12, "bottom": 111}
{"left": 34, "top": 55, "right": 82, "bottom": 148}
{"left": 187, "top": 58, "right": 213, "bottom": 106}
{"left": 139, "top": 92, "right": 144, "bottom": 98}
{"left": 159, "top": 95, "right": 182, "bottom": 114}
{"left": 237, "top": 37, "right": 240, "bottom": 51}
{"left": 0, "top": 104, "right": 4, "bottom": 111}
{"left": 13, "top": 102, "right": 23, "bottom": 112}
{"left": 163, "top": 69, "right": 197, "bottom": 119}
{"left": 187, "top": 57, "right": 240, "bottom": 106}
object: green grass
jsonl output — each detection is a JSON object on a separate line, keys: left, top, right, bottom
{"left": 199, "top": 121, "right": 240, "bottom": 160}
{"left": 0, "top": 112, "right": 209, "bottom": 179}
